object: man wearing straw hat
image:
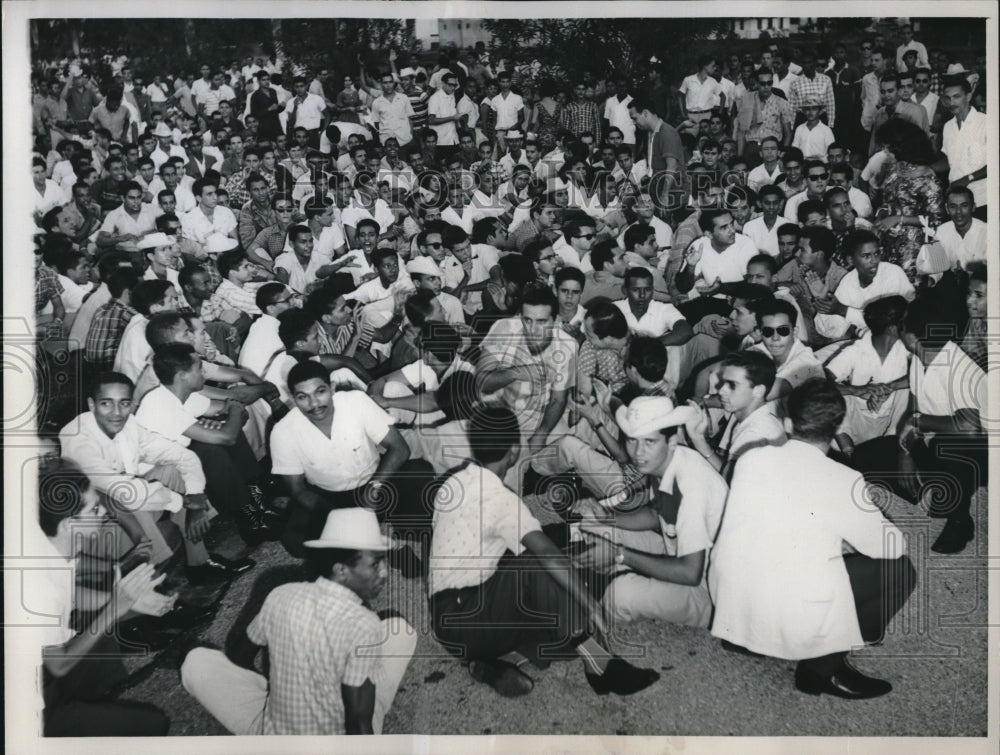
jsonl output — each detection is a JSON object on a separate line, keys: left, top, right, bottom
{"left": 181, "top": 506, "right": 416, "bottom": 734}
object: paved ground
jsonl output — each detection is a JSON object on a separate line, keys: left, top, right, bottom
{"left": 118, "top": 487, "right": 989, "bottom": 738}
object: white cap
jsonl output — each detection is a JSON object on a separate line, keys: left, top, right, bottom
{"left": 304, "top": 508, "right": 391, "bottom": 550}
{"left": 406, "top": 256, "right": 443, "bottom": 277}
{"left": 136, "top": 232, "right": 175, "bottom": 250}
{"left": 615, "top": 396, "right": 696, "bottom": 438}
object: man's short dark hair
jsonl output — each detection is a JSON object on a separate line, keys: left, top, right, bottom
{"left": 522, "top": 238, "right": 553, "bottom": 264}
{"left": 719, "top": 350, "right": 776, "bottom": 393}
{"left": 106, "top": 267, "right": 139, "bottom": 299}
{"left": 355, "top": 217, "right": 380, "bottom": 236}
{"left": 945, "top": 184, "right": 975, "bottom": 205}
{"left": 287, "top": 223, "right": 312, "bottom": 243}
{"left": 467, "top": 406, "right": 521, "bottom": 464}
{"left": 796, "top": 200, "right": 827, "bottom": 224}
{"left": 471, "top": 216, "right": 503, "bottom": 245}
{"left": 420, "top": 321, "right": 462, "bottom": 363}
{"left": 623, "top": 266, "right": 654, "bottom": 287}
{"left": 590, "top": 239, "right": 617, "bottom": 272}
{"left": 777, "top": 222, "right": 802, "bottom": 240}
{"left": 87, "top": 371, "right": 135, "bottom": 401}
{"left": 626, "top": 336, "right": 667, "bottom": 382}
{"left": 520, "top": 285, "right": 558, "bottom": 318}
{"left": 554, "top": 267, "right": 585, "bottom": 290}
{"left": 844, "top": 229, "right": 880, "bottom": 259}
{"left": 697, "top": 208, "right": 731, "bottom": 234}
{"left": 562, "top": 214, "right": 596, "bottom": 243}
{"left": 623, "top": 223, "right": 656, "bottom": 251}
{"left": 145, "top": 311, "right": 188, "bottom": 349}
{"left": 585, "top": 299, "right": 628, "bottom": 339}
{"left": 278, "top": 308, "right": 318, "bottom": 350}
{"left": 151, "top": 342, "right": 199, "bottom": 385}
{"left": 755, "top": 297, "right": 799, "bottom": 330}
{"left": 747, "top": 253, "right": 778, "bottom": 276}
{"left": 130, "top": 279, "right": 174, "bottom": 315}
{"left": 788, "top": 378, "right": 845, "bottom": 443}
{"left": 216, "top": 249, "right": 247, "bottom": 280}
{"left": 799, "top": 226, "right": 837, "bottom": 262}
{"left": 863, "top": 295, "right": 908, "bottom": 335}
{"left": 287, "top": 359, "right": 329, "bottom": 394}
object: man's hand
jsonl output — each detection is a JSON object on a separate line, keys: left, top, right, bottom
{"left": 112, "top": 563, "right": 168, "bottom": 618}
{"left": 803, "top": 269, "right": 828, "bottom": 300}
{"left": 874, "top": 214, "right": 902, "bottom": 232}
{"left": 197, "top": 417, "right": 224, "bottom": 430}
{"left": 185, "top": 509, "right": 211, "bottom": 543}
{"left": 574, "top": 533, "right": 616, "bottom": 572}
{"left": 710, "top": 317, "right": 736, "bottom": 340}
{"left": 684, "top": 400, "right": 711, "bottom": 443}
{"left": 228, "top": 385, "right": 263, "bottom": 404}
{"left": 898, "top": 450, "right": 920, "bottom": 499}
{"left": 592, "top": 377, "right": 612, "bottom": 415}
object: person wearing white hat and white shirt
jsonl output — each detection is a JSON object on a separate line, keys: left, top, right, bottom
{"left": 405, "top": 256, "right": 465, "bottom": 326}
{"left": 573, "top": 396, "right": 727, "bottom": 628}
{"left": 709, "top": 378, "right": 915, "bottom": 699}
{"left": 150, "top": 121, "right": 187, "bottom": 170}
{"left": 138, "top": 232, "right": 183, "bottom": 295}
{"left": 181, "top": 506, "right": 417, "bottom": 734}
{"left": 498, "top": 130, "right": 531, "bottom": 178}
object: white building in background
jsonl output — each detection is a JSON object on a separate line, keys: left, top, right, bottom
{"left": 729, "top": 18, "right": 822, "bottom": 39}
{"left": 413, "top": 18, "right": 492, "bottom": 50}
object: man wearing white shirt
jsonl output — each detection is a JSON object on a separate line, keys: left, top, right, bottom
{"left": 96, "top": 180, "right": 158, "bottom": 252}
{"left": 181, "top": 178, "right": 238, "bottom": 253}
{"left": 910, "top": 68, "right": 939, "bottom": 127}
{"left": 940, "top": 78, "right": 988, "bottom": 218}
{"left": 196, "top": 72, "right": 236, "bottom": 121}
{"left": 55, "top": 251, "right": 94, "bottom": 323}
{"left": 370, "top": 71, "right": 416, "bottom": 148}
{"left": 677, "top": 56, "right": 724, "bottom": 129}
{"left": 113, "top": 279, "right": 182, "bottom": 381}
{"left": 674, "top": 208, "right": 759, "bottom": 321}
{"left": 239, "top": 282, "right": 297, "bottom": 375}
{"left": 935, "top": 185, "right": 986, "bottom": 270}
{"left": 895, "top": 24, "right": 929, "bottom": 71}
{"left": 741, "top": 185, "right": 785, "bottom": 258}
{"left": 604, "top": 81, "right": 638, "bottom": 147}
{"left": 746, "top": 136, "right": 783, "bottom": 193}
{"left": 284, "top": 77, "right": 327, "bottom": 148}
{"left": 783, "top": 160, "right": 831, "bottom": 222}
{"left": 827, "top": 165, "right": 873, "bottom": 220}
{"left": 149, "top": 162, "right": 196, "bottom": 215}
{"left": 710, "top": 379, "right": 914, "bottom": 699}
{"left": 490, "top": 72, "right": 524, "bottom": 147}
{"left": 426, "top": 73, "right": 461, "bottom": 152}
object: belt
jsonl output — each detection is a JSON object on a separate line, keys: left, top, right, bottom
{"left": 687, "top": 108, "right": 713, "bottom": 114}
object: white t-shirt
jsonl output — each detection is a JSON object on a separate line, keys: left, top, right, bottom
{"left": 274, "top": 251, "right": 327, "bottom": 295}
{"left": 741, "top": 215, "right": 782, "bottom": 258}
{"left": 604, "top": 94, "right": 637, "bottom": 144}
{"left": 934, "top": 219, "right": 987, "bottom": 270}
{"left": 679, "top": 74, "right": 723, "bottom": 111}
{"left": 614, "top": 298, "right": 685, "bottom": 337}
{"left": 691, "top": 234, "right": 759, "bottom": 290}
{"left": 284, "top": 93, "right": 327, "bottom": 131}
{"left": 791, "top": 122, "right": 836, "bottom": 162}
{"left": 834, "top": 262, "right": 916, "bottom": 331}
{"left": 490, "top": 91, "right": 524, "bottom": 130}
{"left": 135, "top": 385, "right": 212, "bottom": 447}
{"left": 270, "top": 392, "right": 394, "bottom": 491}
{"left": 941, "top": 109, "right": 989, "bottom": 207}
{"left": 181, "top": 205, "right": 238, "bottom": 247}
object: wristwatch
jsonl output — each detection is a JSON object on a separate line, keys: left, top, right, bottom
{"left": 614, "top": 546, "right": 626, "bottom": 566}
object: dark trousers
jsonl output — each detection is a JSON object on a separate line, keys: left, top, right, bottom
{"left": 853, "top": 433, "right": 987, "bottom": 521}
{"left": 282, "top": 460, "right": 437, "bottom": 558}
{"left": 43, "top": 634, "right": 169, "bottom": 737}
{"left": 677, "top": 296, "right": 732, "bottom": 325}
{"left": 799, "top": 554, "right": 916, "bottom": 676}
{"left": 189, "top": 434, "right": 260, "bottom": 516}
{"left": 431, "top": 551, "right": 585, "bottom": 663}
{"left": 973, "top": 205, "right": 987, "bottom": 222}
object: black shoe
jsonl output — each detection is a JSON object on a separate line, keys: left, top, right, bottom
{"left": 185, "top": 555, "right": 256, "bottom": 585}
{"left": 794, "top": 659, "right": 892, "bottom": 699}
{"left": 469, "top": 660, "right": 535, "bottom": 697}
{"left": 119, "top": 619, "right": 176, "bottom": 653}
{"left": 153, "top": 601, "right": 219, "bottom": 631}
{"left": 931, "top": 515, "right": 974, "bottom": 554}
{"left": 584, "top": 657, "right": 660, "bottom": 696}
{"left": 237, "top": 503, "right": 280, "bottom": 545}
{"left": 720, "top": 639, "right": 764, "bottom": 658}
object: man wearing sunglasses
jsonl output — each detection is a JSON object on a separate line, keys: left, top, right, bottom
{"left": 748, "top": 298, "right": 824, "bottom": 401}
{"left": 552, "top": 214, "right": 597, "bottom": 271}
{"left": 783, "top": 160, "right": 830, "bottom": 222}
{"left": 734, "top": 68, "right": 792, "bottom": 166}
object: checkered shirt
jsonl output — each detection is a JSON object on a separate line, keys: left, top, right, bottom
{"left": 85, "top": 300, "right": 137, "bottom": 369}
{"left": 203, "top": 279, "right": 263, "bottom": 322}
{"left": 246, "top": 578, "right": 384, "bottom": 735}
{"left": 35, "top": 263, "right": 64, "bottom": 313}
{"left": 789, "top": 74, "right": 836, "bottom": 127}
{"left": 248, "top": 223, "right": 289, "bottom": 264}
{"left": 560, "top": 100, "right": 602, "bottom": 143}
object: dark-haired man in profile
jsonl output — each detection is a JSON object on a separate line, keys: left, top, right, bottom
{"left": 710, "top": 378, "right": 915, "bottom": 699}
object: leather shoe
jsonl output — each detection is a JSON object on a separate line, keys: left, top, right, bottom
{"left": 185, "top": 555, "right": 256, "bottom": 585}
{"left": 119, "top": 619, "right": 175, "bottom": 652}
{"left": 154, "top": 601, "right": 218, "bottom": 631}
{"left": 931, "top": 516, "right": 974, "bottom": 554}
{"left": 795, "top": 659, "right": 892, "bottom": 699}
{"left": 584, "top": 656, "right": 660, "bottom": 696}
{"left": 469, "top": 660, "right": 534, "bottom": 697}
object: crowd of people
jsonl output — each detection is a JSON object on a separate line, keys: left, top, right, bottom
{"left": 28, "top": 20, "right": 989, "bottom": 737}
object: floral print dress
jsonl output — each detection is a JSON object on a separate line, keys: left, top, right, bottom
{"left": 878, "top": 162, "right": 945, "bottom": 282}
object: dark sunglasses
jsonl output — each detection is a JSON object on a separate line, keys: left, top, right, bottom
{"left": 808, "top": 172, "right": 829, "bottom": 180}
{"left": 761, "top": 325, "right": 792, "bottom": 338}
{"left": 425, "top": 242, "right": 443, "bottom": 248}
{"left": 574, "top": 233, "right": 596, "bottom": 241}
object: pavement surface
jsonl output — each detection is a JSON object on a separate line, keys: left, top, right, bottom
{"left": 118, "top": 487, "right": 989, "bottom": 738}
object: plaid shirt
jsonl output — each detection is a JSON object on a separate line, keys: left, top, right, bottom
{"left": 85, "top": 300, "right": 137, "bottom": 369}
{"left": 744, "top": 94, "right": 794, "bottom": 144}
{"left": 789, "top": 73, "right": 836, "bottom": 128}
{"left": 560, "top": 100, "right": 602, "bottom": 143}
{"left": 469, "top": 159, "right": 509, "bottom": 188}
{"left": 248, "top": 223, "right": 290, "bottom": 266}
{"left": 35, "top": 263, "right": 64, "bottom": 313}
{"left": 928, "top": 73, "right": 946, "bottom": 97}
{"left": 225, "top": 168, "right": 278, "bottom": 208}
{"left": 247, "top": 578, "right": 385, "bottom": 735}
{"left": 238, "top": 201, "right": 280, "bottom": 249}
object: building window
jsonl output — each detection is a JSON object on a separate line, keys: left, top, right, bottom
{"left": 442, "top": 23, "right": 447, "bottom": 30}
{"left": 738, "top": 20, "right": 744, "bottom": 31}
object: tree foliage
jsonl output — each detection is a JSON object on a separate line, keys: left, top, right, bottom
{"left": 482, "top": 18, "right": 732, "bottom": 83}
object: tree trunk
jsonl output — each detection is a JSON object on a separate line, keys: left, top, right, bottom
{"left": 184, "top": 19, "right": 195, "bottom": 58}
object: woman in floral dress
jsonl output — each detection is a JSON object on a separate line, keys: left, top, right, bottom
{"left": 872, "top": 120, "right": 945, "bottom": 282}
{"left": 534, "top": 80, "right": 563, "bottom": 154}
